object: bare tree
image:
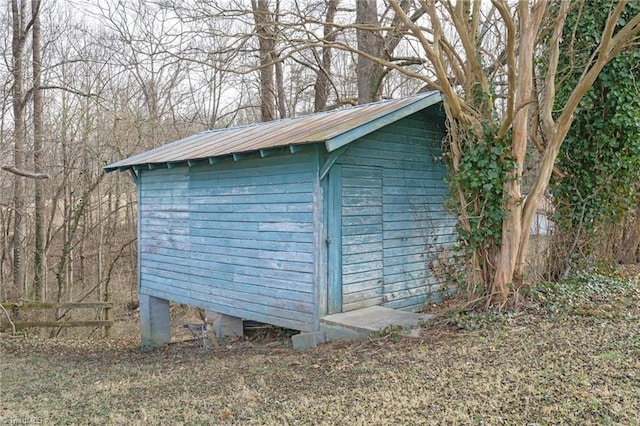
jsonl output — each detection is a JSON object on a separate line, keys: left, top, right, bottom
{"left": 354, "top": 0, "right": 424, "bottom": 104}
{"left": 252, "top": 0, "right": 279, "bottom": 121}
{"left": 356, "top": 0, "right": 384, "bottom": 103}
{"left": 32, "top": 0, "right": 44, "bottom": 300}
{"left": 313, "top": 0, "right": 339, "bottom": 111}
{"left": 9, "top": 0, "right": 30, "bottom": 300}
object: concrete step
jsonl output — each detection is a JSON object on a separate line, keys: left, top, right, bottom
{"left": 320, "top": 306, "right": 433, "bottom": 342}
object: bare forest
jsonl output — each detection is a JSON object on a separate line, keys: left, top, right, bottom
{"left": 1, "top": 0, "right": 639, "bottom": 331}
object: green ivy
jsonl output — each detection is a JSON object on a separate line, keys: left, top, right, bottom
{"left": 526, "top": 269, "right": 637, "bottom": 316}
{"left": 452, "top": 122, "right": 517, "bottom": 253}
{"left": 551, "top": 1, "right": 640, "bottom": 236}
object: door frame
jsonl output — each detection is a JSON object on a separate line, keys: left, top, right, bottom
{"left": 326, "top": 165, "right": 343, "bottom": 314}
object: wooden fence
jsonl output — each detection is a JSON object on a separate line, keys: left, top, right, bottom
{"left": 0, "top": 302, "right": 113, "bottom": 333}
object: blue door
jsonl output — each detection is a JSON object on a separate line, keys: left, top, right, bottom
{"left": 327, "top": 165, "right": 383, "bottom": 313}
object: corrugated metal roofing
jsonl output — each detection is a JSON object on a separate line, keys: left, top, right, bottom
{"left": 104, "top": 91, "right": 443, "bottom": 173}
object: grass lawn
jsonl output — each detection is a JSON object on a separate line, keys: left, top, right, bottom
{"left": 1, "top": 269, "right": 639, "bottom": 425}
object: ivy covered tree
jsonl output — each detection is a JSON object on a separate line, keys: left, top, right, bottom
{"left": 381, "top": 0, "right": 640, "bottom": 304}
{"left": 551, "top": 1, "right": 640, "bottom": 274}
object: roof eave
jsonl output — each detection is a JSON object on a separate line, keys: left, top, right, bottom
{"left": 103, "top": 142, "right": 314, "bottom": 174}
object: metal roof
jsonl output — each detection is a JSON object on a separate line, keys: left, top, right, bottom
{"left": 104, "top": 91, "right": 443, "bottom": 173}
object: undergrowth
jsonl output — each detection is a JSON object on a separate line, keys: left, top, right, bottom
{"left": 434, "top": 267, "right": 639, "bottom": 331}
{"left": 527, "top": 268, "right": 639, "bottom": 316}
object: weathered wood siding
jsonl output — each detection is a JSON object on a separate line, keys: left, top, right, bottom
{"left": 336, "top": 110, "right": 456, "bottom": 311}
{"left": 138, "top": 151, "right": 318, "bottom": 331}
{"left": 341, "top": 165, "right": 383, "bottom": 311}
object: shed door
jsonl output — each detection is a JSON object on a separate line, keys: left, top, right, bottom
{"left": 328, "top": 164, "right": 383, "bottom": 313}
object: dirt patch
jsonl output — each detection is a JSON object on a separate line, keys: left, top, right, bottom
{"left": 1, "top": 274, "right": 639, "bottom": 425}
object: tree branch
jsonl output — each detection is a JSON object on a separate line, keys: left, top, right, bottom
{"left": 389, "top": 0, "right": 466, "bottom": 122}
{"left": 541, "top": 1, "right": 571, "bottom": 139}
{"left": 1, "top": 164, "right": 49, "bottom": 179}
{"left": 492, "top": 0, "right": 516, "bottom": 137}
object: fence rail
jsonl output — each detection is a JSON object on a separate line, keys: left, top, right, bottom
{"left": 0, "top": 301, "right": 113, "bottom": 332}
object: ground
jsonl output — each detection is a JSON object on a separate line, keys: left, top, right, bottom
{"left": 1, "top": 269, "right": 639, "bottom": 425}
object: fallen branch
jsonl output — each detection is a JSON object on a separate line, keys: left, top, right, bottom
{"left": 0, "top": 164, "right": 49, "bottom": 179}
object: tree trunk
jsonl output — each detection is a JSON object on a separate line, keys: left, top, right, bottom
{"left": 33, "top": 0, "right": 44, "bottom": 301}
{"left": 356, "top": 0, "right": 384, "bottom": 104}
{"left": 314, "top": 0, "right": 339, "bottom": 112}
{"left": 275, "top": 58, "right": 287, "bottom": 119}
{"left": 252, "top": 0, "right": 277, "bottom": 122}
{"left": 1, "top": 208, "right": 10, "bottom": 291}
{"left": 620, "top": 200, "right": 640, "bottom": 263}
{"left": 492, "top": 1, "right": 546, "bottom": 302}
{"left": 11, "top": 0, "right": 27, "bottom": 300}
{"left": 272, "top": 2, "right": 287, "bottom": 119}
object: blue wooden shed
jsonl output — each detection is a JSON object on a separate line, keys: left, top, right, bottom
{"left": 105, "top": 92, "right": 457, "bottom": 346}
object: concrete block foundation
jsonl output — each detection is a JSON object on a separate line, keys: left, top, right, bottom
{"left": 206, "top": 311, "right": 244, "bottom": 338}
{"left": 140, "top": 294, "right": 171, "bottom": 347}
{"left": 291, "top": 331, "right": 326, "bottom": 350}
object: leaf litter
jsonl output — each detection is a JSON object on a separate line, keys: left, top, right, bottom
{"left": 1, "top": 269, "right": 638, "bottom": 425}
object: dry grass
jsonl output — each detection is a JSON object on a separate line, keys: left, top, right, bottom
{"left": 1, "top": 271, "right": 639, "bottom": 425}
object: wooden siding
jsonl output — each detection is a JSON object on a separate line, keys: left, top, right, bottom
{"left": 341, "top": 165, "right": 383, "bottom": 311}
{"left": 138, "top": 151, "right": 318, "bottom": 331}
{"left": 336, "top": 111, "right": 456, "bottom": 311}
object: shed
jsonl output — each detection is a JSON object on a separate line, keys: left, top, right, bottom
{"left": 104, "top": 92, "right": 457, "bottom": 346}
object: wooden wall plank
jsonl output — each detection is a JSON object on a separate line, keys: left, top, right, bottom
{"left": 141, "top": 286, "right": 315, "bottom": 332}
{"left": 336, "top": 110, "right": 456, "bottom": 312}
{"left": 142, "top": 274, "right": 313, "bottom": 312}
{"left": 138, "top": 153, "right": 318, "bottom": 331}
{"left": 338, "top": 165, "right": 383, "bottom": 311}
